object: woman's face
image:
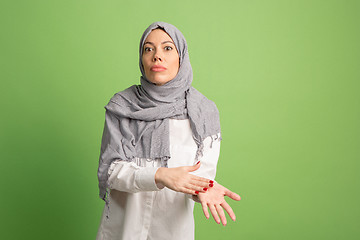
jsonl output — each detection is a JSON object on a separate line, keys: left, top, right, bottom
{"left": 142, "top": 29, "right": 180, "bottom": 86}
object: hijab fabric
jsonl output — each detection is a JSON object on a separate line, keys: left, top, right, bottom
{"left": 97, "top": 22, "right": 221, "bottom": 204}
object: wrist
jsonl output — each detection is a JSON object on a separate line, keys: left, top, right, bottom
{"left": 155, "top": 167, "right": 166, "bottom": 185}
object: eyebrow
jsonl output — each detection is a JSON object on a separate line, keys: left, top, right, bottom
{"left": 144, "top": 41, "right": 175, "bottom": 46}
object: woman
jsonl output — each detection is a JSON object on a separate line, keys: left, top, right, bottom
{"left": 96, "top": 21, "right": 240, "bottom": 240}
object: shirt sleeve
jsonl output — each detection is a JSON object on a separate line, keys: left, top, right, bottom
{"left": 99, "top": 109, "right": 165, "bottom": 194}
{"left": 107, "top": 159, "right": 165, "bottom": 193}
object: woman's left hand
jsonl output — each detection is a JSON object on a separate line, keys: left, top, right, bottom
{"left": 196, "top": 182, "right": 241, "bottom": 226}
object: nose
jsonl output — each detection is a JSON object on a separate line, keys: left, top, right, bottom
{"left": 153, "top": 56, "right": 162, "bottom": 61}
{"left": 153, "top": 50, "right": 163, "bottom": 62}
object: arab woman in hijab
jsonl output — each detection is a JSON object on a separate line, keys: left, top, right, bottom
{"left": 96, "top": 21, "right": 241, "bottom": 240}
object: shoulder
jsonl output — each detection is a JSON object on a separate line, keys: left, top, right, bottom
{"left": 107, "top": 85, "right": 139, "bottom": 105}
{"left": 103, "top": 85, "right": 140, "bottom": 118}
{"left": 188, "top": 87, "right": 219, "bottom": 115}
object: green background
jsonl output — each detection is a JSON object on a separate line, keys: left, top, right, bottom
{"left": 1, "top": 0, "right": 359, "bottom": 239}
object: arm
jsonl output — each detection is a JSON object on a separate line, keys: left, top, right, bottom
{"left": 100, "top": 110, "right": 164, "bottom": 194}
{"left": 101, "top": 110, "right": 211, "bottom": 194}
{"left": 107, "top": 159, "right": 211, "bottom": 194}
{"left": 107, "top": 159, "right": 164, "bottom": 193}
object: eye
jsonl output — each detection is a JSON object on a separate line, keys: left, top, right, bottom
{"left": 164, "top": 46, "right": 173, "bottom": 51}
{"left": 144, "top": 47, "right": 153, "bottom": 52}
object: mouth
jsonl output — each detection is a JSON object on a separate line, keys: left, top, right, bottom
{"left": 150, "top": 65, "right": 167, "bottom": 72}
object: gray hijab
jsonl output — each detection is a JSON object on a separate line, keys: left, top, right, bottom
{"left": 97, "top": 22, "right": 221, "bottom": 202}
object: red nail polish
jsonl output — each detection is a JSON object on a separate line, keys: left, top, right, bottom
{"left": 203, "top": 188, "right": 207, "bottom": 191}
{"left": 195, "top": 191, "right": 199, "bottom": 194}
{"left": 196, "top": 161, "right": 200, "bottom": 165}
{"left": 209, "top": 183, "right": 213, "bottom": 187}
{"left": 209, "top": 180, "right": 214, "bottom": 184}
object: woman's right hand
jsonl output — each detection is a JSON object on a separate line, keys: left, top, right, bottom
{"left": 155, "top": 161, "right": 213, "bottom": 195}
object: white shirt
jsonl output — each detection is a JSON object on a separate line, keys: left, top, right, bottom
{"left": 96, "top": 118, "right": 221, "bottom": 240}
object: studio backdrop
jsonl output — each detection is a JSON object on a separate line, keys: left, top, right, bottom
{"left": 1, "top": 0, "right": 359, "bottom": 239}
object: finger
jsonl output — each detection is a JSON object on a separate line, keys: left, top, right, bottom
{"left": 215, "top": 204, "right": 227, "bottom": 226}
{"left": 189, "top": 179, "right": 211, "bottom": 189}
{"left": 178, "top": 186, "right": 200, "bottom": 195}
{"left": 201, "top": 201, "right": 209, "bottom": 219}
{"left": 221, "top": 201, "right": 236, "bottom": 221}
{"left": 208, "top": 204, "right": 220, "bottom": 224}
{"left": 190, "top": 175, "right": 212, "bottom": 183}
{"left": 186, "top": 161, "right": 201, "bottom": 172}
{"left": 182, "top": 185, "right": 207, "bottom": 195}
{"left": 189, "top": 183, "right": 208, "bottom": 193}
{"left": 185, "top": 183, "right": 207, "bottom": 193}
{"left": 225, "top": 189, "right": 241, "bottom": 201}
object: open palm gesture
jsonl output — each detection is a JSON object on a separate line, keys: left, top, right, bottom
{"left": 196, "top": 182, "right": 241, "bottom": 226}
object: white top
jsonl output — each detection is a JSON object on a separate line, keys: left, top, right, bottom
{"left": 96, "top": 118, "right": 221, "bottom": 240}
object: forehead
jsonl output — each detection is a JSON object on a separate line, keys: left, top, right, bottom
{"left": 144, "top": 29, "right": 174, "bottom": 43}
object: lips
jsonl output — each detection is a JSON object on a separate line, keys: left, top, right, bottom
{"left": 150, "top": 65, "right": 167, "bottom": 72}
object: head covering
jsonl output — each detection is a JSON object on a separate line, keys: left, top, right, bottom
{"left": 97, "top": 22, "right": 221, "bottom": 204}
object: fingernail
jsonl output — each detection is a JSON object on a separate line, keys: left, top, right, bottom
{"left": 209, "top": 180, "right": 214, "bottom": 184}
{"left": 209, "top": 183, "right": 213, "bottom": 187}
{"left": 203, "top": 188, "right": 207, "bottom": 191}
{"left": 195, "top": 191, "right": 199, "bottom": 194}
{"left": 196, "top": 161, "right": 200, "bottom": 165}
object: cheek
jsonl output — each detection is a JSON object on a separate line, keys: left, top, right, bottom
{"left": 169, "top": 55, "right": 180, "bottom": 73}
{"left": 142, "top": 56, "right": 150, "bottom": 69}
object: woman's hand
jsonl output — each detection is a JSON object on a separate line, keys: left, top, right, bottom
{"left": 196, "top": 183, "right": 241, "bottom": 226}
{"left": 155, "top": 161, "right": 213, "bottom": 195}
